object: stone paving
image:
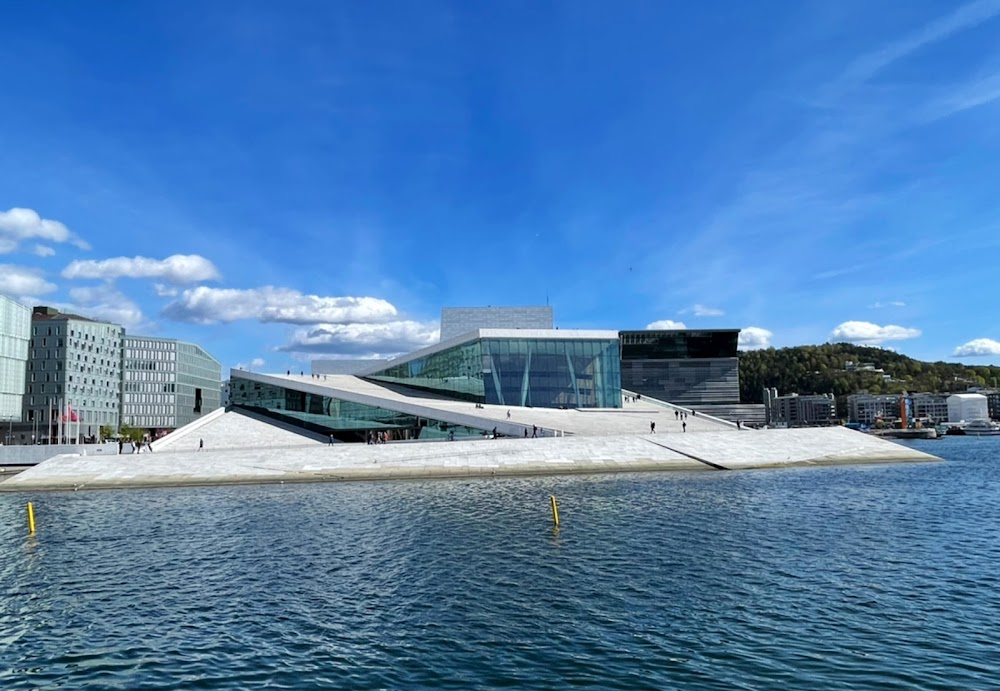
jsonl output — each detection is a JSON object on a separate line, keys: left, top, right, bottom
{"left": 0, "top": 427, "right": 939, "bottom": 492}
{"left": 151, "top": 408, "right": 322, "bottom": 453}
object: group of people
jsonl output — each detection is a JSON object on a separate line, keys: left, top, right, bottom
{"left": 366, "top": 430, "right": 389, "bottom": 444}
{"left": 118, "top": 438, "right": 155, "bottom": 454}
{"left": 625, "top": 394, "right": 642, "bottom": 403}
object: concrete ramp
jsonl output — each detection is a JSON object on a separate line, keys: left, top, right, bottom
{"left": 151, "top": 408, "right": 324, "bottom": 453}
{"left": 1, "top": 427, "right": 939, "bottom": 492}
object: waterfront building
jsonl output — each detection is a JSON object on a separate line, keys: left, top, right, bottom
{"left": 947, "top": 393, "right": 988, "bottom": 423}
{"left": 619, "top": 329, "right": 740, "bottom": 407}
{"left": 764, "top": 389, "right": 837, "bottom": 427}
{"left": 910, "top": 393, "right": 950, "bottom": 424}
{"left": 365, "top": 329, "right": 621, "bottom": 408}
{"left": 122, "top": 336, "right": 222, "bottom": 432}
{"left": 847, "top": 392, "right": 902, "bottom": 425}
{"left": 0, "top": 295, "right": 31, "bottom": 423}
{"left": 439, "top": 306, "right": 554, "bottom": 341}
{"left": 23, "top": 306, "right": 124, "bottom": 441}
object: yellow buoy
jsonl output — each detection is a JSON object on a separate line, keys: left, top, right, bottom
{"left": 27, "top": 502, "right": 36, "bottom": 535}
{"left": 550, "top": 495, "right": 560, "bottom": 527}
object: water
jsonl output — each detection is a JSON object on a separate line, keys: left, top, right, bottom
{"left": 2, "top": 438, "right": 999, "bottom": 689}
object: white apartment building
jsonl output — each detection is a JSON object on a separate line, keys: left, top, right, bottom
{"left": 947, "top": 393, "right": 988, "bottom": 423}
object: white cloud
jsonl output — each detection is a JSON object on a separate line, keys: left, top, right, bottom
{"left": 0, "top": 264, "right": 57, "bottom": 297}
{"left": 32, "top": 244, "right": 56, "bottom": 257}
{"left": 234, "top": 357, "right": 267, "bottom": 370}
{"left": 163, "top": 286, "right": 399, "bottom": 325}
{"left": 153, "top": 283, "right": 178, "bottom": 297}
{"left": 67, "top": 285, "right": 147, "bottom": 330}
{"left": 869, "top": 300, "right": 907, "bottom": 309}
{"left": 0, "top": 207, "right": 90, "bottom": 253}
{"left": 692, "top": 304, "right": 724, "bottom": 317}
{"left": 837, "top": 0, "right": 1000, "bottom": 87}
{"left": 646, "top": 320, "right": 687, "bottom": 330}
{"left": 954, "top": 338, "right": 1000, "bottom": 357}
{"left": 62, "top": 254, "right": 221, "bottom": 284}
{"left": 830, "top": 321, "right": 921, "bottom": 345}
{"left": 279, "top": 321, "right": 440, "bottom": 356}
{"left": 739, "top": 326, "right": 773, "bottom": 350}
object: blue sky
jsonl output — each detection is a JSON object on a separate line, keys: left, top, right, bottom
{"left": 2, "top": 0, "right": 1000, "bottom": 371}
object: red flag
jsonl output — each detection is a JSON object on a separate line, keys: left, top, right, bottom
{"left": 62, "top": 404, "right": 79, "bottom": 423}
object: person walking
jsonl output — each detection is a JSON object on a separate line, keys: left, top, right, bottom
{"left": 199, "top": 438, "right": 204, "bottom": 451}
{"left": 682, "top": 421, "right": 687, "bottom": 433}
{"left": 650, "top": 421, "right": 656, "bottom": 434}
{"left": 531, "top": 425, "right": 538, "bottom": 438}
{"left": 492, "top": 427, "right": 498, "bottom": 439}
{"left": 506, "top": 410, "right": 511, "bottom": 419}
{"left": 329, "top": 433, "right": 335, "bottom": 445}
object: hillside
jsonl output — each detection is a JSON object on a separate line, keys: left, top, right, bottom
{"left": 739, "top": 344, "right": 1000, "bottom": 407}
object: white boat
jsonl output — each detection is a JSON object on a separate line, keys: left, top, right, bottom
{"left": 957, "top": 420, "right": 1000, "bottom": 436}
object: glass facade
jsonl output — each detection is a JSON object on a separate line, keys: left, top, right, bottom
{"left": 123, "top": 337, "right": 222, "bottom": 430}
{"left": 23, "top": 315, "right": 124, "bottom": 440}
{"left": 366, "top": 337, "right": 622, "bottom": 408}
{"left": 229, "top": 374, "right": 487, "bottom": 442}
{"left": 0, "top": 296, "right": 30, "bottom": 422}
{"left": 619, "top": 330, "right": 741, "bottom": 405}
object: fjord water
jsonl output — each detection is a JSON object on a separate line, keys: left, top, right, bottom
{"left": 2, "top": 438, "right": 998, "bottom": 689}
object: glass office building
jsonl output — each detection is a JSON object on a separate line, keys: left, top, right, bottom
{"left": 123, "top": 336, "right": 222, "bottom": 431}
{"left": 365, "top": 330, "right": 622, "bottom": 408}
{"left": 0, "top": 295, "right": 31, "bottom": 422}
{"left": 229, "top": 374, "right": 486, "bottom": 442}
{"left": 619, "top": 329, "right": 741, "bottom": 405}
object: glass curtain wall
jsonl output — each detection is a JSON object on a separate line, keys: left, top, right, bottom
{"left": 230, "top": 376, "right": 487, "bottom": 442}
{"left": 367, "top": 337, "right": 622, "bottom": 408}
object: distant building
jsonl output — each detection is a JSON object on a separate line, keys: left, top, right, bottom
{"left": 0, "top": 295, "right": 30, "bottom": 424}
{"left": 122, "top": 336, "right": 222, "bottom": 431}
{"left": 23, "top": 306, "right": 124, "bottom": 441}
{"left": 847, "top": 392, "right": 901, "bottom": 425}
{"left": 619, "top": 329, "right": 740, "bottom": 406}
{"left": 311, "top": 359, "right": 387, "bottom": 376}
{"left": 440, "top": 306, "right": 554, "bottom": 341}
{"left": 221, "top": 380, "right": 231, "bottom": 407}
{"left": 764, "top": 388, "right": 836, "bottom": 427}
{"left": 910, "top": 393, "right": 950, "bottom": 423}
{"left": 947, "top": 393, "right": 988, "bottom": 423}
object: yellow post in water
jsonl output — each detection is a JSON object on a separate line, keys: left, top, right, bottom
{"left": 27, "top": 502, "right": 36, "bottom": 535}
{"left": 550, "top": 495, "right": 560, "bottom": 527}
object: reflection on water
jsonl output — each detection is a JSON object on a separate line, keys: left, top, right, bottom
{"left": 1, "top": 437, "right": 998, "bottom": 689}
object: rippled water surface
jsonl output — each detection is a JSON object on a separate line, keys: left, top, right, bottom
{"left": 2, "top": 437, "right": 999, "bottom": 689}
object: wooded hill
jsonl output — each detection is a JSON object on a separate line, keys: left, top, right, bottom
{"left": 739, "top": 344, "right": 1000, "bottom": 407}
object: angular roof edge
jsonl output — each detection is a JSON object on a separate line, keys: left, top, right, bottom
{"left": 356, "top": 328, "right": 621, "bottom": 376}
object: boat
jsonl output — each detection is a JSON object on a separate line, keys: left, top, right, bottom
{"left": 946, "top": 420, "right": 1000, "bottom": 436}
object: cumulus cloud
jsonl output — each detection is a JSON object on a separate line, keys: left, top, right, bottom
{"left": 953, "top": 338, "right": 1000, "bottom": 357}
{"left": 739, "top": 326, "right": 773, "bottom": 350}
{"left": 163, "top": 286, "right": 399, "bottom": 325}
{"left": 830, "top": 321, "right": 921, "bottom": 345}
{"left": 234, "top": 357, "right": 266, "bottom": 370}
{"left": 32, "top": 244, "right": 56, "bottom": 257}
{"left": 869, "top": 300, "right": 906, "bottom": 309}
{"left": 646, "top": 319, "right": 687, "bottom": 330}
{"left": 0, "top": 207, "right": 90, "bottom": 253}
{"left": 0, "top": 264, "right": 57, "bottom": 297}
{"left": 67, "top": 284, "right": 147, "bottom": 330}
{"left": 279, "top": 321, "right": 440, "bottom": 356}
{"left": 62, "top": 254, "right": 221, "bottom": 284}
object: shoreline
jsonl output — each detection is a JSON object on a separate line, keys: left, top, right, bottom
{"left": 0, "top": 428, "right": 941, "bottom": 493}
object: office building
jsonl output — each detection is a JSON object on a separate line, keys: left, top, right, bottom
{"left": 440, "top": 306, "right": 554, "bottom": 341}
{"left": 846, "top": 392, "right": 901, "bottom": 425}
{"left": 23, "top": 306, "right": 124, "bottom": 441}
{"left": 619, "top": 329, "right": 740, "bottom": 406}
{"left": 122, "top": 336, "right": 222, "bottom": 431}
{"left": 764, "top": 389, "right": 837, "bottom": 427}
{"left": 0, "top": 295, "right": 31, "bottom": 422}
{"left": 910, "top": 393, "right": 950, "bottom": 423}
